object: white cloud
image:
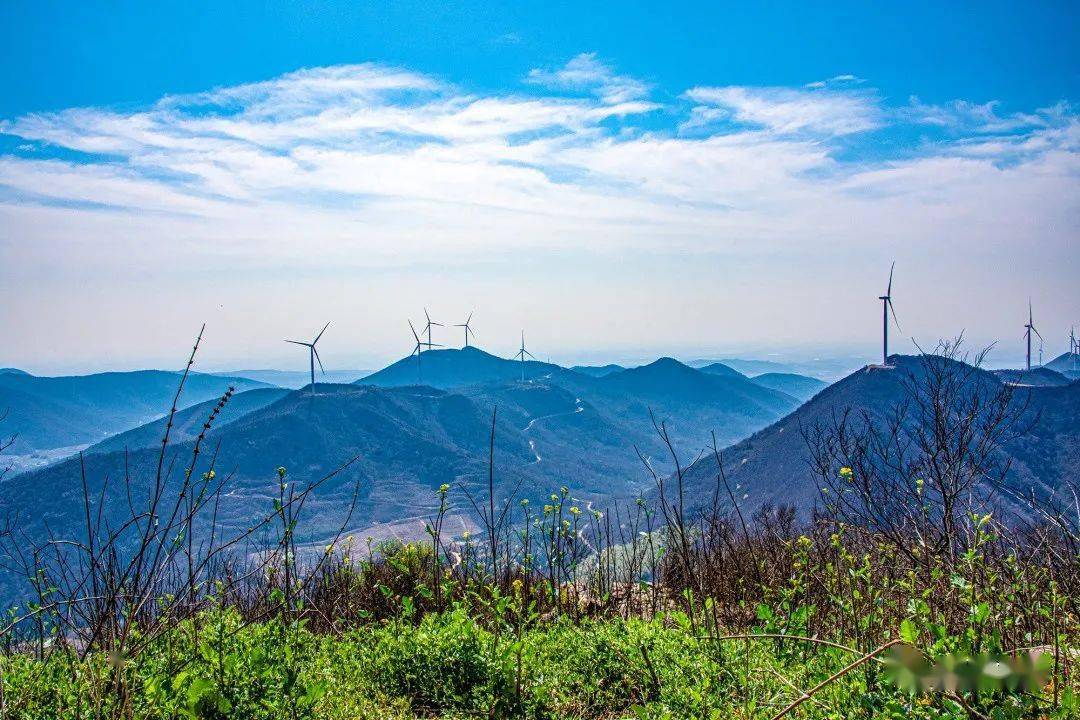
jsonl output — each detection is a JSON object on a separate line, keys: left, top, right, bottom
{"left": 900, "top": 96, "right": 1071, "bottom": 135}
{"left": 0, "top": 59, "right": 1076, "bottom": 367}
{"left": 526, "top": 53, "right": 652, "bottom": 105}
{"left": 804, "top": 74, "right": 864, "bottom": 89}
{"left": 683, "top": 85, "right": 881, "bottom": 135}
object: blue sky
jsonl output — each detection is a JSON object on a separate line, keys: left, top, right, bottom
{"left": 0, "top": 1, "right": 1077, "bottom": 372}
{"left": 2, "top": 1, "right": 1076, "bottom": 117}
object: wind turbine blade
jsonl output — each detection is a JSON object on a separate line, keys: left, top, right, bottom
{"left": 1029, "top": 300, "right": 1033, "bottom": 325}
{"left": 1032, "top": 325, "right": 1044, "bottom": 342}
{"left": 409, "top": 320, "right": 420, "bottom": 343}
{"left": 313, "top": 321, "right": 330, "bottom": 345}
{"left": 888, "top": 298, "right": 901, "bottom": 331}
{"left": 285, "top": 340, "right": 310, "bottom": 347}
{"left": 887, "top": 261, "right": 895, "bottom": 296}
{"left": 466, "top": 311, "right": 473, "bottom": 324}
{"left": 524, "top": 351, "right": 536, "bottom": 360}
{"left": 312, "top": 346, "right": 326, "bottom": 374}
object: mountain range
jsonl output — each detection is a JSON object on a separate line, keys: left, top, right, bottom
{"left": 570, "top": 364, "right": 626, "bottom": 378}
{"left": 670, "top": 355, "right": 1079, "bottom": 518}
{"left": 0, "top": 370, "right": 271, "bottom": 473}
{"left": 0, "top": 347, "right": 1076, "bottom": 606}
{"left": 2, "top": 349, "right": 805, "bottom": 558}
{"left": 689, "top": 356, "right": 865, "bottom": 382}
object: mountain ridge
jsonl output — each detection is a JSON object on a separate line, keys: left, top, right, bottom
{"left": 668, "top": 355, "right": 1079, "bottom": 517}
{"left": 0, "top": 369, "right": 273, "bottom": 461}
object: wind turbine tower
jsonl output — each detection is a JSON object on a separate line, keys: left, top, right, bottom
{"left": 409, "top": 319, "right": 441, "bottom": 384}
{"left": 877, "top": 262, "right": 900, "bottom": 366}
{"left": 285, "top": 322, "right": 330, "bottom": 396}
{"left": 423, "top": 308, "right": 443, "bottom": 349}
{"left": 513, "top": 331, "right": 536, "bottom": 382}
{"left": 1023, "top": 301, "right": 1043, "bottom": 372}
{"left": 1071, "top": 326, "right": 1078, "bottom": 371}
{"left": 454, "top": 312, "right": 477, "bottom": 348}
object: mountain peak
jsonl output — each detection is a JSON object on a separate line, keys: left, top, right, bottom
{"left": 640, "top": 357, "right": 693, "bottom": 373}
{"left": 699, "top": 362, "right": 747, "bottom": 379}
{"left": 358, "top": 346, "right": 557, "bottom": 390}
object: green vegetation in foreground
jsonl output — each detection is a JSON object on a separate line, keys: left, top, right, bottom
{"left": 3, "top": 604, "right": 1074, "bottom": 719}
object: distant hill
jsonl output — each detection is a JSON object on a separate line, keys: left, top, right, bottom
{"left": 695, "top": 357, "right": 866, "bottom": 382}
{"left": 670, "top": 355, "right": 1080, "bottom": 518}
{"left": 570, "top": 364, "right": 626, "bottom": 377}
{"left": 211, "top": 369, "right": 371, "bottom": 388}
{"left": 698, "top": 358, "right": 794, "bottom": 375}
{"left": 358, "top": 347, "right": 567, "bottom": 389}
{"left": 358, "top": 353, "right": 804, "bottom": 458}
{"left": 697, "top": 362, "right": 747, "bottom": 379}
{"left": 749, "top": 373, "right": 828, "bottom": 401}
{"left": 598, "top": 358, "right": 792, "bottom": 413}
{"left": 1045, "top": 352, "right": 1080, "bottom": 380}
{"left": 0, "top": 370, "right": 273, "bottom": 457}
{"left": 0, "top": 368, "right": 29, "bottom": 376}
{"left": 584, "top": 358, "right": 800, "bottom": 452}
{"left": 993, "top": 368, "right": 1072, "bottom": 387}
{"left": 88, "top": 387, "right": 291, "bottom": 455}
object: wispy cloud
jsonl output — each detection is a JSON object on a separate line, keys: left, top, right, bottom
{"left": 683, "top": 85, "right": 881, "bottom": 135}
{"left": 526, "top": 53, "right": 652, "bottom": 105}
{"left": 0, "top": 58, "right": 1076, "bottom": 365}
{"left": 901, "top": 96, "right": 1072, "bottom": 134}
{"left": 804, "top": 74, "right": 865, "bottom": 89}
{"left": 1, "top": 59, "right": 1073, "bottom": 235}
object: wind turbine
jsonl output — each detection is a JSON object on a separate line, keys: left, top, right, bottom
{"left": 513, "top": 331, "right": 536, "bottom": 382}
{"left": 878, "top": 262, "right": 900, "bottom": 366}
{"left": 409, "top": 320, "right": 442, "bottom": 384}
{"left": 1023, "top": 300, "right": 1043, "bottom": 371}
{"left": 1072, "top": 326, "right": 1078, "bottom": 371}
{"left": 454, "top": 312, "right": 477, "bottom": 348}
{"left": 285, "top": 322, "right": 329, "bottom": 396}
{"left": 422, "top": 308, "right": 443, "bottom": 349}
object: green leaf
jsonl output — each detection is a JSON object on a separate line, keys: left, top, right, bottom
{"left": 899, "top": 618, "right": 918, "bottom": 644}
{"left": 186, "top": 676, "right": 213, "bottom": 708}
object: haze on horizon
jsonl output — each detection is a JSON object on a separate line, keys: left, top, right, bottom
{"left": 1, "top": 2, "right": 1077, "bottom": 375}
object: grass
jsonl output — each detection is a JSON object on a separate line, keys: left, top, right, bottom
{"left": 2, "top": 591, "right": 1075, "bottom": 719}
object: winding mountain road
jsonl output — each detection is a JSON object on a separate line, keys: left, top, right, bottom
{"left": 520, "top": 398, "right": 584, "bottom": 464}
